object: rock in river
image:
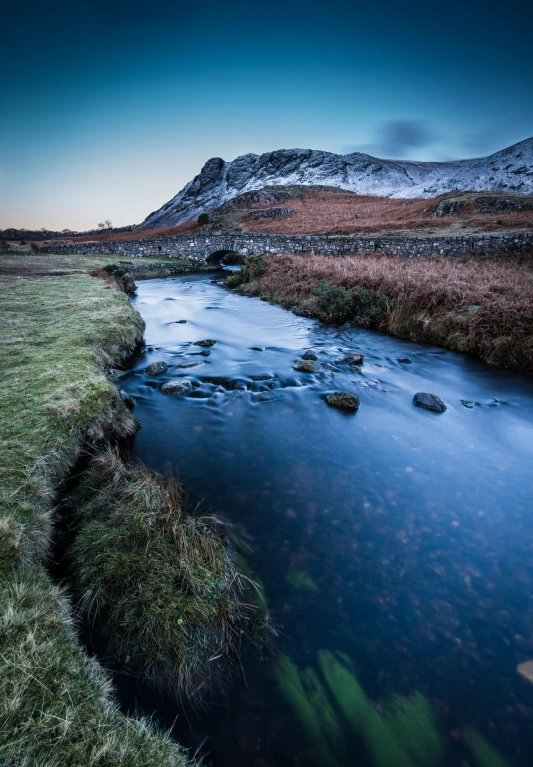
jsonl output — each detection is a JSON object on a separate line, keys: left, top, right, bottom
{"left": 413, "top": 392, "right": 447, "bottom": 412}
{"left": 302, "top": 350, "right": 318, "bottom": 361}
{"left": 119, "top": 390, "right": 135, "bottom": 409}
{"left": 294, "top": 359, "right": 321, "bottom": 373}
{"left": 161, "top": 379, "right": 192, "bottom": 395}
{"left": 194, "top": 339, "right": 216, "bottom": 347}
{"left": 342, "top": 353, "right": 364, "bottom": 365}
{"left": 326, "top": 392, "right": 360, "bottom": 410}
{"left": 145, "top": 360, "right": 168, "bottom": 376}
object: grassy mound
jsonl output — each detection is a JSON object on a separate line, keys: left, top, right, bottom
{"left": 70, "top": 450, "right": 256, "bottom": 699}
{"left": 0, "top": 268, "right": 193, "bottom": 765}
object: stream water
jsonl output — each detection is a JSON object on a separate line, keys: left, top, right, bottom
{"left": 116, "top": 270, "right": 533, "bottom": 767}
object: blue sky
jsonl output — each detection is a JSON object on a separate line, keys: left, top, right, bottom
{"left": 1, "top": 0, "right": 532, "bottom": 230}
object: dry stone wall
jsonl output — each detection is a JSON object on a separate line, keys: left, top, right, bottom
{"left": 42, "top": 230, "right": 533, "bottom": 261}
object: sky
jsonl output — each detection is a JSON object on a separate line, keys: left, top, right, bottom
{"left": 1, "top": 0, "right": 532, "bottom": 230}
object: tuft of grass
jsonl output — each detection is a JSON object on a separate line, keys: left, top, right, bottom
{"left": 69, "top": 449, "right": 258, "bottom": 699}
{"left": 239, "top": 252, "right": 533, "bottom": 375}
{"left": 0, "top": 570, "right": 192, "bottom": 767}
{"left": 0, "top": 266, "right": 194, "bottom": 765}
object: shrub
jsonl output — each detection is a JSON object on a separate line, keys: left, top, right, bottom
{"left": 0, "top": 240, "right": 11, "bottom": 254}
{"left": 30, "top": 242, "right": 41, "bottom": 254}
{"left": 227, "top": 254, "right": 267, "bottom": 288}
{"left": 311, "top": 281, "right": 354, "bottom": 323}
{"left": 197, "top": 212, "right": 210, "bottom": 226}
{"left": 99, "top": 264, "right": 137, "bottom": 296}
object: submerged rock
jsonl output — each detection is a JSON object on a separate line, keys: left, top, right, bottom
{"left": 145, "top": 360, "right": 168, "bottom": 376}
{"left": 349, "top": 364, "right": 363, "bottom": 374}
{"left": 175, "top": 319, "right": 187, "bottom": 324}
{"left": 251, "top": 346, "right": 265, "bottom": 351}
{"left": 199, "top": 349, "right": 211, "bottom": 356}
{"left": 398, "top": 357, "right": 412, "bottom": 364}
{"left": 179, "top": 361, "right": 203, "bottom": 368}
{"left": 517, "top": 660, "right": 533, "bottom": 684}
{"left": 342, "top": 353, "right": 364, "bottom": 365}
{"left": 326, "top": 392, "right": 360, "bottom": 410}
{"left": 250, "top": 374, "right": 275, "bottom": 381}
{"left": 413, "top": 392, "right": 447, "bottom": 412}
{"left": 302, "top": 350, "right": 318, "bottom": 361}
{"left": 194, "top": 339, "right": 216, "bottom": 347}
{"left": 461, "top": 399, "right": 477, "bottom": 409}
{"left": 161, "top": 379, "right": 192, "bottom": 395}
{"left": 294, "top": 359, "right": 321, "bottom": 373}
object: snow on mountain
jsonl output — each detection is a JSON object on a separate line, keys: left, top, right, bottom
{"left": 138, "top": 137, "right": 533, "bottom": 229}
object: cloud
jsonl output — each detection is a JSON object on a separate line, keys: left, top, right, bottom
{"left": 344, "top": 120, "right": 437, "bottom": 159}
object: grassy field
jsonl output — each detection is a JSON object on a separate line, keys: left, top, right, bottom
{"left": 0, "top": 259, "right": 194, "bottom": 765}
{"left": 232, "top": 251, "right": 533, "bottom": 376}
{"left": 0, "top": 252, "right": 185, "bottom": 281}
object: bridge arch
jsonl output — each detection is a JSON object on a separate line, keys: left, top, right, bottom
{"left": 206, "top": 249, "right": 246, "bottom": 266}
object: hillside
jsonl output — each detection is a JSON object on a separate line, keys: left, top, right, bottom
{"left": 42, "top": 187, "right": 533, "bottom": 246}
{"left": 138, "top": 137, "right": 533, "bottom": 229}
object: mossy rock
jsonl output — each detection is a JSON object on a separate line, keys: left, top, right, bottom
{"left": 145, "top": 360, "right": 168, "bottom": 375}
{"left": 194, "top": 339, "right": 216, "bottom": 347}
{"left": 294, "top": 359, "right": 321, "bottom": 373}
{"left": 326, "top": 392, "right": 360, "bottom": 410}
{"left": 160, "top": 379, "right": 192, "bottom": 395}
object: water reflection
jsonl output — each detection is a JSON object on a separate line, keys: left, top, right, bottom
{"left": 117, "top": 273, "right": 533, "bottom": 766}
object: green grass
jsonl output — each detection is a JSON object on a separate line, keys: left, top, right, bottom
{"left": 0, "top": 252, "right": 192, "bottom": 280}
{"left": 70, "top": 449, "right": 256, "bottom": 699}
{"left": 0, "top": 267, "right": 194, "bottom": 765}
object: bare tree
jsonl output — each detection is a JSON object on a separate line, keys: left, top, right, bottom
{"left": 104, "top": 219, "right": 113, "bottom": 229}
{"left": 98, "top": 222, "right": 106, "bottom": 229}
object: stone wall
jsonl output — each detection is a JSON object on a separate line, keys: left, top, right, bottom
{"left": 41, "top": 230, "right": 533, "bottom": 261}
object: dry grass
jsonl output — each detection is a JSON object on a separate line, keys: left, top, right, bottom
{"left": 236, "top": 190, "right": 533, "bottom": 236}
{"left": 239, "top": 251, "right": 533, "bottom": 374}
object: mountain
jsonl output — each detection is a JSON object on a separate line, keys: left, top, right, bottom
{"left": 138, "top": 138, "right": 533, "bottom": 229}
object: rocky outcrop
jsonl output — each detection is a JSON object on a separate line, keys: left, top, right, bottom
{"left": 138, "top": 138, "right": 533, "bottom": 228}
{"left": 432, "top": 193, "right": 533, "bottom": 217}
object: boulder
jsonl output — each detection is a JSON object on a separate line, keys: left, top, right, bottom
{"left": 413, "top": 392, "right": 447, "bottom": 412}
{"left": 302, "top": 350, "right": 318, "bottom": 361}
{"left": 326, "top": 392, "right": 360, "bottom": 410}
{"left": 161, "top": 380, "right": 192, "bottom": 395}
{"left": 145, "top": 361, "right": 168, "bottom": 376}
{"left": 294, "top": 359, "right": 321, "bottom": 373}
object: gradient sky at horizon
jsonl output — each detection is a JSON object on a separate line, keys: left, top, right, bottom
{"left": 1, "top": 0, "right": 532, "bottom": 230}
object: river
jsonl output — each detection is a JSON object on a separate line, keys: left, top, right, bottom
{"left": 116, "top": 270, "right": 533, "bottom": 767}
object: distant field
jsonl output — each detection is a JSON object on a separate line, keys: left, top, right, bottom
{"left": 0, "top": 252, "right": 181, "bottom": 281}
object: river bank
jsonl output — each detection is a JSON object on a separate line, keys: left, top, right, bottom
{"left": 0, "top": 255, "right": 251, "bottom": 766}
{"left": 231, "top": 251, "right": 533, "bottom": 376}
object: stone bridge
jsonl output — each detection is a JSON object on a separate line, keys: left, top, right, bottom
{"left": 42, "top": 230, "right": 533, "bottom": 261}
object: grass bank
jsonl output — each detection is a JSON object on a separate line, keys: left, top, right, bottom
{"left": 231, "top": 252, "right": 533, "bottom": 376}
{"left": 0, "top": 257, "right": 234, "bottom": 766}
